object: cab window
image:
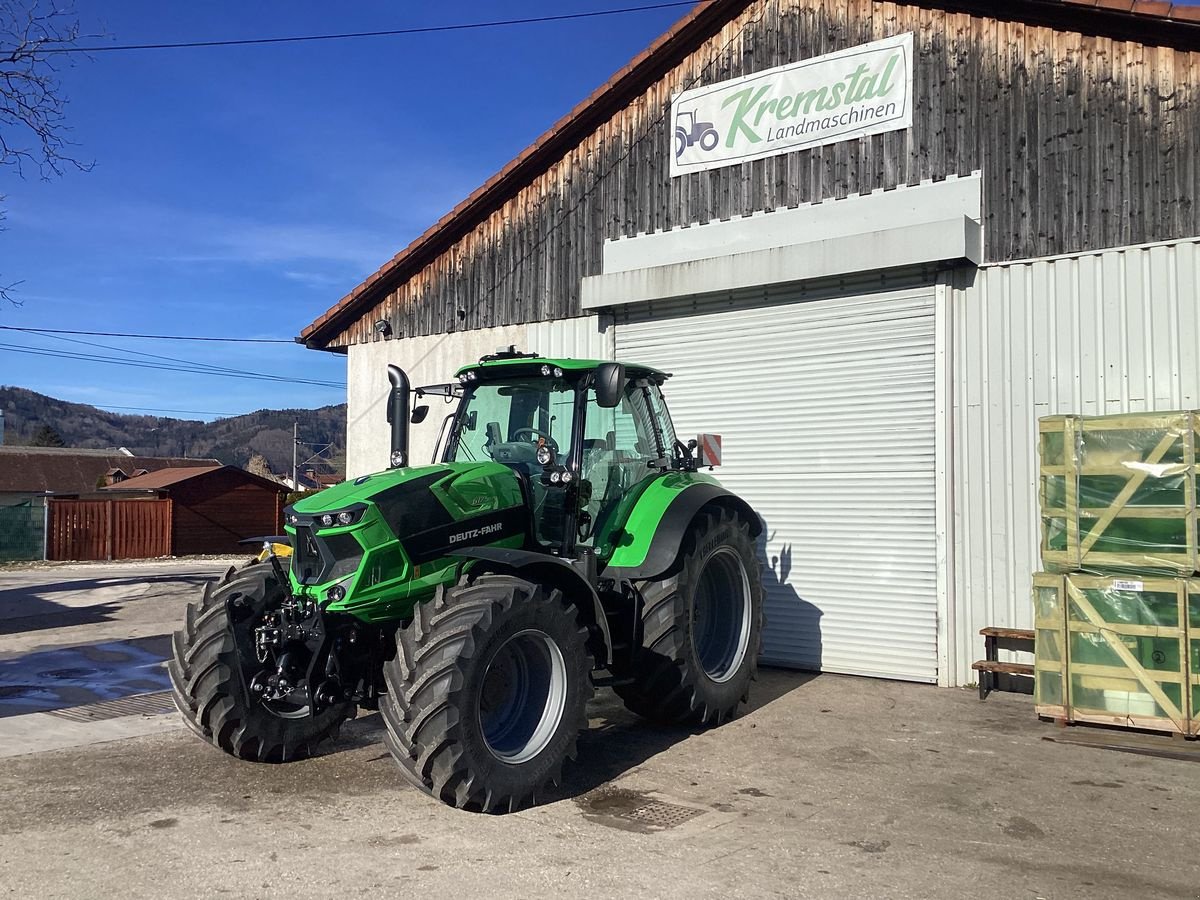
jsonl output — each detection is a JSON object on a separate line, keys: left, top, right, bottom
{"left": 579, "top": 383, "right": 663, "bottom": 548}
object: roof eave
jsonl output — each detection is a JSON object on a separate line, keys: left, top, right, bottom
{"left": 298, "top": 0, "right": 1200, "bottom": 350}
{"left": 298, "top": 0, "right": 752, "bottom": 350}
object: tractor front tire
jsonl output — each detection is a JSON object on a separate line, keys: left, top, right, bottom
{"left": 169, "top": 563, "right": 351, "bottom": 762}
{"left": 614, "top": 507, "right": 763, "bottom": 726}
{"left": 380, "top": 574, "right": 593, "bottom": 813}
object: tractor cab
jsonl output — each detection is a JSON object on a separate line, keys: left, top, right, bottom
{"left": 432, "top": 350, "right": 679, "bottom": 558}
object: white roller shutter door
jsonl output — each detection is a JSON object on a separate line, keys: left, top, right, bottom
{"left": 615, "top": 286, "right": 939, "bottom": 682}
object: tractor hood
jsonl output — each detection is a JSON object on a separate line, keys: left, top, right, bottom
{"left": 286, "top": 460, "right": 529, "bottom": 550}
{"left": 290, "top": 463, "right": 455, "bottom": 514}
{"left": 283, "top": 461, "right": 529, "bottom": 621}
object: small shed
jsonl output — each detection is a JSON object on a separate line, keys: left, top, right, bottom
{"left": 103, "top": 465, "right": 287, "bottom": 555}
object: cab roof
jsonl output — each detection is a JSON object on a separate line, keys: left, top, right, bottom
{"left": 456, "top": 354, "right": 669, "bottom": 381}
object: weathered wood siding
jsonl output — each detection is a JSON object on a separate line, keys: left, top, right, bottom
{"left": 171, "top": 471, "right": 283, "bottom": 555}
{"left": 333, "top": 0, "right": 1200, "bottom": 347}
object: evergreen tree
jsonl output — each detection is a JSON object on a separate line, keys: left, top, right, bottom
{"left": 29, "top": 424, "right": 66, "bottom": 447}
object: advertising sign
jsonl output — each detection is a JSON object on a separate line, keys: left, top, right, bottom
{"left": 670, "top": 33, "right": 914, "bottom": 176}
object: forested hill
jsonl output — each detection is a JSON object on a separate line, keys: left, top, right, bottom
{"left": 0, "top": 386, "right": 346, "bottom": 475}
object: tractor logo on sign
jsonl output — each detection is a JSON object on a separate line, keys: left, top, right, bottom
{"left": 674, "top": 110, "right": 719, "bottom": 158}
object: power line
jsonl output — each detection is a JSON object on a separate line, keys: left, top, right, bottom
{"left": 0, "top": 325, "right": 294, "bottom": 343}
{"left": 29, "top": 3, "right": 697, "bottom": 54}
{"left": 476, "top": 2, "right": 766, "bottom": 308}
{"left": 26, "top": 328, "right": 305, "bottom": 383}
{"left": 0, "top": 342, "right": 346, "bottom": 388}
{"left": 93, "top": 404, "right": 242, "bottom": 418}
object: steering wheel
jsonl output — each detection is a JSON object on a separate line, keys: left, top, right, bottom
{"left": 512, "top": 427, "right": 559, "bottom": 455}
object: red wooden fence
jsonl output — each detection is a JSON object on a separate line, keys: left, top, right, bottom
{"left": 47, "top": 499, "right": 172, "bottom": 561}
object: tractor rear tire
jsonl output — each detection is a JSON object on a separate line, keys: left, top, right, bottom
{"left": 614, "top": 507, "right": 763, "bottom": 726}
{"left": 380, "top": 574, "right": 593, "bottom": 813}
{"left": 169, "top": 563, "right": 352, "bottom": 762}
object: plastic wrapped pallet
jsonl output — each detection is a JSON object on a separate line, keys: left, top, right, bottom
{"left": 1032, "top": 573, "right": 1067, "bottom": 719}
{"left": 1190, "top": 580, "right": 1200, "bottom": 735}
{"left": 1035, "top": 572, "right": 1191, "bottom": 734}
{"left": 1038, "top": 411, "right": 1198, "bottom": 575}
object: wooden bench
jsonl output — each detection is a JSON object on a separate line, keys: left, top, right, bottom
{"left": 973, "top": 627, "right": 1035, "bottom": 699}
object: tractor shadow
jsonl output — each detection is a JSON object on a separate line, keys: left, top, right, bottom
{"left": 547, "top": 669, "right": 820, "bottom": 802}
{"left": 330, "top": 527, "right": 826, "bottom": 801}
{"left": 546, "top": 529, "right": 824, "bottom": 800}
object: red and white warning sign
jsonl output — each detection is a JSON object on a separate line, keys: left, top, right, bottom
{"left": 697, "top": 433, "right": 722, "bottom": 468}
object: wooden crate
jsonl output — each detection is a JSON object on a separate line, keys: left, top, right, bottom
{"left": 1038, "top": 412, "right": 1198, "bottom": 575}
{"left": 1190, "top": 581, "right": 1200, "bottom": 736}
{"left": 1033, "top": 573, "right": 1068, "bottom": 720}
{"left": 1052, "top": 573, "right": 1192, "bottom": 735}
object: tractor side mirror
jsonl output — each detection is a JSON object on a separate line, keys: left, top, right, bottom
{"left": 410, "top": 404, "right": 429, "bottom": 425}
{"left": 594, "top": 362, "right": 625, "bottom": 409}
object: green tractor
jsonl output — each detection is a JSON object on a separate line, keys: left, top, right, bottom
{"left": 170, "top": 350, "right": 764, "bottom": 813}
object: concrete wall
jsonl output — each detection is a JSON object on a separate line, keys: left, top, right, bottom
{"left": 948, "top": 236, "right": 1200, "bottom": 685}
{"left": 344, "top": 317, "right": 612, "bottom": 478}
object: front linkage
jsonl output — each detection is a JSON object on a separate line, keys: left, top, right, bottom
{"left": 226, "top": 554, "right": 385, "bottom": 719}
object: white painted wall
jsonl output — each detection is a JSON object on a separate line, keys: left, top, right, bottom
{"left": 344, "top": 317, "right": 612, "bottom": 478}
{"left": 948, "top": 236, "right": 1200, "bottom": 685}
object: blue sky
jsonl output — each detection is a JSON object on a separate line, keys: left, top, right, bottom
{"left": 0, "top": 1, "right": 695, "bottom": 418}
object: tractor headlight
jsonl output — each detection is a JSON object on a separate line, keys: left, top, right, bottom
{"left": 536, "top": 446, "right": 553, "bottom": 466}
{"left": 315, "top": 507, "right": 365, "bottom": 529}
{"left": 560, "top": 470, "right": 573, "bottom": 484}
{"left": 553, "top": 366, "right": 563, "bottom": 378}
{"left": 540, "top": 364, "right": 551, "bottom": 376}
{"left": 550, "top": 470, "right": 561, "bottom": 484}
{"left": 390, "top": 449, "right": 406, "bottom": 468}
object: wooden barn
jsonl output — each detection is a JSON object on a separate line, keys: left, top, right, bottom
{"left": 298, "top": 0, "right": 1200, "bottom": 687}
{"left": 101, "top": 466, "right": 287, "bottom": 555}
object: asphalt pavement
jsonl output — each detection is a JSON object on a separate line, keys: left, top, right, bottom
{"left": 1, "top": 560, "right": 1199, "bottom": 899}
{"left": 0, "top": 558, "right": 243, "bottom": 754}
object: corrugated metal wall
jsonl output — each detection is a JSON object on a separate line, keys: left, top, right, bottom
{"left": 949, "top": 237, "right": 1200, "bottom": 685}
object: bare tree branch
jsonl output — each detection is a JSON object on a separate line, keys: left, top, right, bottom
{"left": 1, "top": 1, "right": 94, "bottom": 305}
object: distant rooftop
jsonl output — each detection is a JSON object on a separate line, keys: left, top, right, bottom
{"left": 102, "top": 464, "right": 287, "bottom": 494}
{"left": 0, "top": 448, "right": 220, "bottom": 495}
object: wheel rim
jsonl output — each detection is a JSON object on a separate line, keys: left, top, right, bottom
{"left": 478, "top": 629, "right": 567, "bottom": 764}
{"left": 691, "top": 547, "right": 753, "bottom": 683}
{"left": 262, "top": 690, "right": 311, "bottom": 720}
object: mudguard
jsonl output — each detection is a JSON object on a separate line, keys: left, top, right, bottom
{"left": 602, "top": 478, "right": 761, "bottom": 583}
{"left": 448, "top": 546, "right": 613, "bottom": 666}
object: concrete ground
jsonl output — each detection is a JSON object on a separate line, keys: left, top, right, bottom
{"left": 1, "top": 562, "right": 1198, "bottom": 899}
{"left": 0, "top": 558, "right": 243, "bottom": 753}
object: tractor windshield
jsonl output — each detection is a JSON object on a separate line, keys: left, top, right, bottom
{"left": 449, "top": 379, "right": 577, "bottom": 473}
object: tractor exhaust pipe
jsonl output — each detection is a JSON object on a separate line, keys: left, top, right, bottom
{"left": 386, "top": 364, "right": 410, "bottom": 468}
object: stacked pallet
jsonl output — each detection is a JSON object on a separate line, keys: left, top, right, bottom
{"left": 1034, "top": 411, "right": 1200, "bottom": 734}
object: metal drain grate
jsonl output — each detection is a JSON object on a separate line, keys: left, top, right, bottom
{"left": 45, "top": 691, "right": 176, "bottom": 723}
{"left": 620, "top": 799, "right": 706, "bottom": 829}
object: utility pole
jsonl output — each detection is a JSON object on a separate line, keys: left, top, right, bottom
{"left": 292, "top": 423, "right": 335, "bottom": 492}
